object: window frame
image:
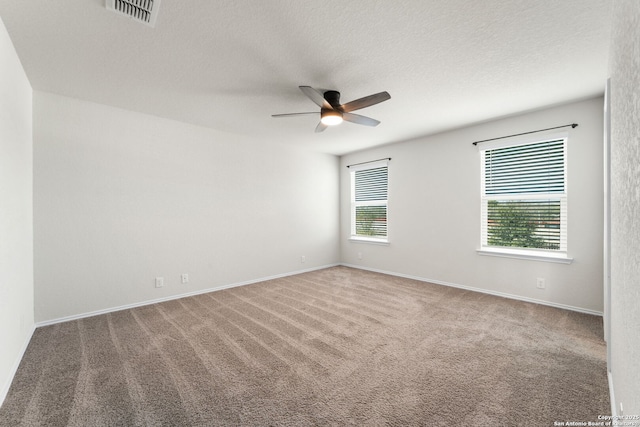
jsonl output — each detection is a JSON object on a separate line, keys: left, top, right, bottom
{"left": 477, "top": 133, "right": 573, "bottom": 263}
{"left": 349, "top": 159, "right": 389, "bottom": 244}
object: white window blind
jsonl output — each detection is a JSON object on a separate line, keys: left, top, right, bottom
{"left": 350, "top": 160, "right": 388, "bottom": 241}
{"left": 481, "top": 138, "right": 567, "bottom": 253}
{"left": 484, "top": 140, "right": 565, "bottom": 195}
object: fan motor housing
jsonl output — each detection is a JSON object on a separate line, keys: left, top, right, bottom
{"left": 323, "top": 90, "right": 341, "bottom": 109}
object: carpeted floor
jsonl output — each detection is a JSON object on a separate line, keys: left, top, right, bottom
{"left": 0, "top": 266, "right": 610, "bottom": 426}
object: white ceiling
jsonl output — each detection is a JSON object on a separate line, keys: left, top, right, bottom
{"left": 0, "top": 0, "right": 612, "bottom": 155}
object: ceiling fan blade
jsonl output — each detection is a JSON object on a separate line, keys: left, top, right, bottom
{"left": 271, "top": 112, "right": 318, "bottom": 118}
{"left": 299, "top": 86, "right": 332, "bottom": 109}
{"left": 341, "top": 91, "right": 391, "bottom": 112}
{"left": 315, "top": 122, "right": 328, "bottom": 133}
{"left": 342, "top": 112, "right": 380, "bottom": 127}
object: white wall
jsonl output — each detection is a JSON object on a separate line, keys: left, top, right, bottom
{"left": 341, "top": 97, "right": 604, "bottom": 313}
{"left": 0, "top": 17, "right": 34, "bottom": 404}
{"left": 609, "top": 0, "right": 640, "bottom": 415}
{"left": 33, "top": 92, "right": 339, "bottom": 323}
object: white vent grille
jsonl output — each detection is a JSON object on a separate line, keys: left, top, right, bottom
{"left": 106, "top": 0, "right": 161, "bottom": 27}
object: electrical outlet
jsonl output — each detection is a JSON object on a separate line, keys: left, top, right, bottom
{"left": 181, "top": 273, "right": 189, "bottom": 284}
{"left": 155, "top": 277, "right": 164, "bottom": 288}
{"left": 536, "top": 278, "right": 545, "bottom": 289}
{"left": 301, "top": 255, "right": 306, "bottom": 263}
{"left": 357, "top": 252, "right": 362, "bottom": 260}
{"left": 620, "top": 402, "right": 624, "bottom": 415}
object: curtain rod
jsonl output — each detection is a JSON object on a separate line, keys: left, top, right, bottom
{"left": 346, "top": 157, "right": 391, "bottom": 168}
{"left": 471, "top": 123, "right": 578, "bottom": 146}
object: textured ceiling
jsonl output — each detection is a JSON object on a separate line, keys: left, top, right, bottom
{"left": 0, "top": 0, "right": 612, "bottom": 155}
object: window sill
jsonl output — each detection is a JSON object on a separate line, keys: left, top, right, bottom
{"left": 477, "top": 248, "right": 573, "bottom": 264}
{"left": 349, "top": 236, "right": 390, "bottom": 245}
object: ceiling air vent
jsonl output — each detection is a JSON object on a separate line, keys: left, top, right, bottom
{"left": 106, "top": 0, "right": 161, "bottom": 28}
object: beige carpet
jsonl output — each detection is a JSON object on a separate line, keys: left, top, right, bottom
{"left": 0, "top": 266, "right": 609, "bottom": 426}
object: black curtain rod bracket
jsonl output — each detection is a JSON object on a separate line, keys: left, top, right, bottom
{"left": 472, "top": 123, "right": 578, "bottom": 146}
{"left": 346, "top": 157, "right": 391, "bottom": 168}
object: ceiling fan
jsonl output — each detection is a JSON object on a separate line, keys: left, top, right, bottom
{"left": 272, "top": 86, "right": 391, "bottom": 133}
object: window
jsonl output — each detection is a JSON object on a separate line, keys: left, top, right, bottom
{"left": 479, "top": 136, "right": 569, "bottom": 261}
{"left": 350, "top": 160, "right": 388, "bottom": 242}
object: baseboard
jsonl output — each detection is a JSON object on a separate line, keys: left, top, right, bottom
{"left": 608, "top": 371, "right": 617, "bottom": 417}
{"left": 35, "top": 264, "right": 340, "bottom": 328}
{"left": 340, "top": 263, "right": 604, "bottom": 316}
{"left": 0, "top": 323, "right": 36, "bottom": 408}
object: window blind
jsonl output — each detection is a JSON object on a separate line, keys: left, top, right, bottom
{"left": 484, "top": 139, "right": 565, "bottom": 195}
{"left": 352, "top": 165, "right": 388, "bottom": 239}
{"left": 355, "top": 167, "right": 388, "bottom": 201}
{"left": 481, "top": 138, "right": 567, "bottom": 252}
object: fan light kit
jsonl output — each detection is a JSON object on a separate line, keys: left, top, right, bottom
{"left": 273, "top": 86, "right": 390, "bottom": 133}
{"left": 320, "top": 110, "right": 343, "bottom": 126}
